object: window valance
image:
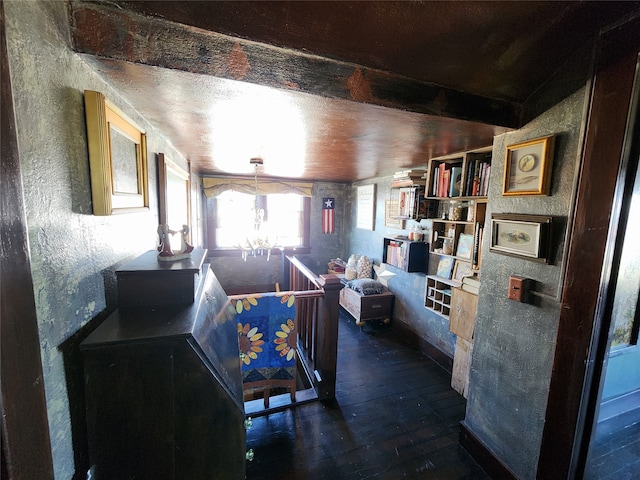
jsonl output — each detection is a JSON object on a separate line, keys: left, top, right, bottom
{"left": 203, "top": 177, "right": 313, "bottom": 198}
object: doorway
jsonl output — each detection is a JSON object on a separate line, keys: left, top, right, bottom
{"left": 583, "top": 54, "right": 640, "bottom": 478}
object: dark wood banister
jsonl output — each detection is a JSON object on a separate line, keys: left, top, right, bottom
{"left": 287, "top": 255, "right": 343, "bottom": 401}
{"left": 287, "top": 256, "right": 322, "bottom": 289}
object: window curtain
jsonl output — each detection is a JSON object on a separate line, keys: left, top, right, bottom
{"left": 202, "top": 177, "right": 313, "bottom": 198}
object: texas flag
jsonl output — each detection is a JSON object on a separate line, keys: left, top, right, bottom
{"left": 322, "top": 197, "right": 335, "bottom": 234}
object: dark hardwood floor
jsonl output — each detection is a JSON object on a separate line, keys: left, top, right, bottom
{"left": 245, "top": 308, "right": 491, "bottom": 479}
{"left": 585, "top": 409, "right": 640, "bottom": 480}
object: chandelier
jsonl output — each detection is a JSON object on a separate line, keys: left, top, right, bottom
{"left": 241, "top": 157, "right": 278, "bottom": 261}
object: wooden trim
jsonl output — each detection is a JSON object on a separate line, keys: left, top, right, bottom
{"left": 391, "top": 319, "right": 454, "bottom": 373}
{"left": 537, "top": 15, "right": 640, "bottom": 479}
{"left": 0, "top": 1, "right": 54, "bottom": 476}
{"left": 314, "top": 275, "right": 342, "bottom": 401}
{"left": 459, "top": 422, "right": 517, "bottom": 480}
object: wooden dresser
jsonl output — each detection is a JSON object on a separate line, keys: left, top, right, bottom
{"left": 81, "top": 249, "right": 247, "bottom": 479}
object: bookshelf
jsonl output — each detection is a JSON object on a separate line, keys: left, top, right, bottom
{"left": 423, "top": 146, "right": 492, "bottom": 318}
{"left": 429, "top": 199, "right": 486, "bottom": 266}
{"left": 425, "top": 146, "right": 491, "bottom": 271}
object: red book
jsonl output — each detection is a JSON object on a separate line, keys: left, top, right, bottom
{"left": 442, "top": 169, "right": 451, "bottom": 198}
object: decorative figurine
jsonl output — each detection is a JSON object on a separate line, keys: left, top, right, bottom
{"left": 157, "top": 224, "right": 194, "bottom": 262}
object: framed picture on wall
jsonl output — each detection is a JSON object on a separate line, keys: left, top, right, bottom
{"left": 490, "top": 213, "right": 553, "bottom": 263}
{"left": 356, "top": 184, "right": 375, "bottom": 230}
{"left": 84, "top": 90, "right": 149, "bottom": 215}
{"left": 503, "top": 135, "right": 555, "bottom": 196}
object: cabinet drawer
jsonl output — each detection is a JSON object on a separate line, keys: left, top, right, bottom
{"left": 360, "top": 295, "right": 394, "bottom": 319}
{"left": 340, "top": 287, "right": 394, "bottom": 322}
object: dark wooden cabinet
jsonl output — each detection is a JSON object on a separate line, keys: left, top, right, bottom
{"left": 382, "top": 237, "right": 428, "bottom": 273}
{"left": 81, "top": 250, "right": 246, "bottom": 479}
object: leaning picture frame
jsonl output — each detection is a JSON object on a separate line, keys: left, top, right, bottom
{"left": 503, "top": 135, "right": 555, "bottom": 196}
{"left": 84, "top": 90, "right": 149, "bottom": 215}
{"left": 489, "top": 214, "right": 553, "bottom": 263}
{"left": 452, "top": 260, "right": 473, "bottom": 281}
{"left": 384, "top": 200, "right": 405, "bottom": 229}
{"left": 157, "top": 153, "right": 191, "bottom": 234}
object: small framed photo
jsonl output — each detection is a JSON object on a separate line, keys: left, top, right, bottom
{"left": 84, "top": 90, "right": 149, "bottom": 215}
{"left": 436, "top": 256, "right": 455, "bottom": 279}
{"left": 503, "top": 135, "right": 555, "bottom": 196}
{"left": 452, "top": 260, "right": 473, "bottom": 281}
{"left": 490, "top": 214, "right": 553, "bottom": 263}
{"left": 157, "top": 153, "right": 191, "bottom": 233}
{"left": 384, "top": 200, "right": 405, "bottom": 229}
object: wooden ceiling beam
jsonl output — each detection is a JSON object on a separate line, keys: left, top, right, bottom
{"left": 70, "top": 2, "right": 521, "bottom": 129}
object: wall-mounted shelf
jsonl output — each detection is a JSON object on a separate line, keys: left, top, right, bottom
{"left": 388, "top": 169, "right": 429, "bottom": 221}
{"left": 426, "top": 147, "right": 492, "bottom": 200}
{"left": 383, "top": 237, "right": 428, "bottom": 273}
{"left": 429, "top": 199, "right": 486, "bottom": 267}
{"left": 424, "top": 146, "right": 492, "bottom": 275}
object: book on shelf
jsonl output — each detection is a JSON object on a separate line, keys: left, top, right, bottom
{"left": 392, "top": 169, "right": 425, "bottom": 190}
{"left": 394, "top": 169, "right": 426, "bottom": 180}
{"left": 435, "top": 163, "right": 449, "bottom": 197}
{"left": 442, "top": 169, "right": 451, "bottom": 198}
{"left": 397, "top": 187, "right": 416, "bottom": 217}
{"left": 464, "top": 155, "right": 491, "bottom": 197}
{"left": 462, "top": 275, "right": 480, "bottom": 288}
{"left": 391, "top": 178, "right": 414, "bottom": 188}
{"left": 386, "top": 241, "right": 408, "bottom": 269}
{"left": 461, "top": 275, "right": 480, "bottom": 295}
{"left": 477, "top": 162, "right": 491, "bottom": 196}
{"left": 464, "top": 159, "right": 477, "bottom": 196}
{"left": 434, "top": 162, "right": 466, "bottom": 198}
{"left": 472, "top": 222, "right": 484, "bottom": 269}
{"left": 449, "top": 166, "right": 463, "bottom": 197}
{"left": 431, "top": 170, "right": 439, "bottom": 197}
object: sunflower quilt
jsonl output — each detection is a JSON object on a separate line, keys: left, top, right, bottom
{"left": 235, "top": 292, "right": 297, "bottom": 384}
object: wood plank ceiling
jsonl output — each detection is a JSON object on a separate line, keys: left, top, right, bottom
{"left": 69, "top": 1, "right": 640, "bottom": 182}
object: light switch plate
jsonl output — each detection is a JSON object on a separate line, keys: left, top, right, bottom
{"left": 508, "top": 276, "right": 526, "bottom": 302}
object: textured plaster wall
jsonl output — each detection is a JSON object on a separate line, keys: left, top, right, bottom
{"left": 464, "top": 88, "right": 587, "bottom": 479}
{"left": 209, "top": 181, "right": 349, "bottom": 290}
{"left": 5, "top": 1, "right": 188, "bottom": 477}
{"left": 347, "top": 178, "right": 455, "bottom": 358}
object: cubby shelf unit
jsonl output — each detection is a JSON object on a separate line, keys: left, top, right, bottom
{"left": 424, "top": 275, "right": 461, "bottom": 320}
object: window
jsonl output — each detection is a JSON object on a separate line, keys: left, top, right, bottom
{"left": 208, "top": 190, "right": 310, "bottom": 254}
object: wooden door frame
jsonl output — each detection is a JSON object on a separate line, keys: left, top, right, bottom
{"left": 537, "top": 13, "right": 640, "bottom": 479}
{"left": 0, "top": 1, "right": 55, "bottom": 477}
